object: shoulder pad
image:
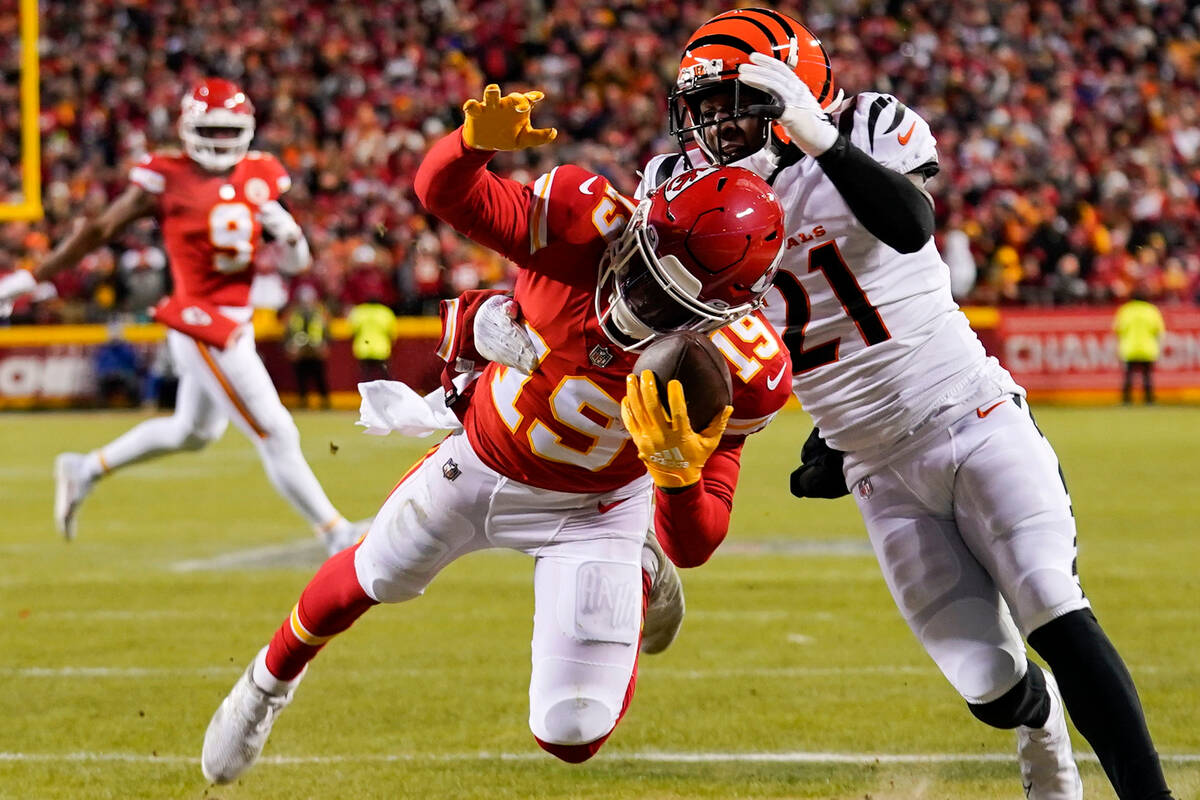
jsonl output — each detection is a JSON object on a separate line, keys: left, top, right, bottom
{"left": 636, "top": 153, "right": 689, "bottom": 200}
{"left": 129, "top": 151, "right": 185, "bottom": 194}
{"left": 836, "top": 92, "right": 938, "bottom": 177}
{"left": 529, "top": 166, "right": 635, "bottom": 254}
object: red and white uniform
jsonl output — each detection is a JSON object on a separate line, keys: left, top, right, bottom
{"left": 419, "top": 130, "right": 791, "bottom": 562}
{"left": 87, "top": 150, "right": 350, "bottom": 542}
{"left": 347, "top": 130, "right": 788, "bottom": 754}
{"left": 130, "top": 150, "right": 291, "bottom": 308}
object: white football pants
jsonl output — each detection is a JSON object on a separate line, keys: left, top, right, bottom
{"left": 354, "top": 431, "right": 653, "bottom": 746}
{"left": 846, "top": 395, "right": 1089, "bottom": 704}
{"left": 91, "top": 326, "right": 345, "bottom": 533}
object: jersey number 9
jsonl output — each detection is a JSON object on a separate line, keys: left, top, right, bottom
{"left": 209, "top": 202, "right": 256, "bottom": 273}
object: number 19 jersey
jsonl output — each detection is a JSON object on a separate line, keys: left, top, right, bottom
{"left": 456, "top": 163, "right": 791, "bottom": 494}
{"left": 129, "top": 151, "right": 292, "bottom": 308}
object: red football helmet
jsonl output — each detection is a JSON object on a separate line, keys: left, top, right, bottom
{"left": 669, "top": 8, "right": 838, "bottom": 164}
{"left": 179, "top": 78, "right": 255, "bottom": 172}
{"left": 595, "top": 164, "right": 785, "bottom": 350}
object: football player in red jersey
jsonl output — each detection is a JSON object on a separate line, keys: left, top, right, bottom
{"left": 199, "top": 84, "right": 793, "bottom": 783}
{"left": 0, "top": 79, "right": 366, "bottom": 553}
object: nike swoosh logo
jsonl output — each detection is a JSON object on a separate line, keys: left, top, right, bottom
{"left": 579, "top": 176, "right": 599, "bottom": 195}
{"left": 976, "top": 400, "right": 1005, "bottom": 418}
{"left": 766, "top": 363, "right": 787, "bottom": 391}
{"left": 897, "top": 121, "right": 916, "bottom": 146}
{"left": 597, "top": 497, "right": 628, "bottom": 514}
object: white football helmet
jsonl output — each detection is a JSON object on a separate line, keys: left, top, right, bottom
{"left": 179, "top": 78, "right": 255, "bottom": 172}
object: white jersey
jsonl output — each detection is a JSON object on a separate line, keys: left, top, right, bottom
{"left": 639, "top": 92, "right": 1021, "bottom": 463}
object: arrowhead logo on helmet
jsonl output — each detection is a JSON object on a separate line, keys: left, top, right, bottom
{"left": 595, "top": 165, "right": 785, "bottom": 352}
{"left": 661, "top": 163, "right": 721, "bottom": 202}
{"left": 179, "top": 78, "right": 256, "bottom": 172}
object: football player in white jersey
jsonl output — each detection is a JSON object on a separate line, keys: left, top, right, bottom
{"left": 631, "top": 9, "right": 1175, "bottom": 800}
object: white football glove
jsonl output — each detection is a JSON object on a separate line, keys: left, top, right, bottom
{"left": 258, "top": 200, "right": 311, "bottom": 274}
{"left": 0, "top": 269, "right": 36, "bottom": 317}
{"left": 738, "top": 52, "right": 839, "bottom": 158}
{"left": 474, "top": 295, "right": 538, "bottom": 375}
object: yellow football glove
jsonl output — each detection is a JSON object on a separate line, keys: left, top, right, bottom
{"left": 462, "top": 84, "right": 558, "bottom": 151}
{"left": 620, "top": 370, "right": 733, "bottom": 489}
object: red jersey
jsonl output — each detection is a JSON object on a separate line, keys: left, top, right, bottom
{"left": 129, "top": 150, "right": 291, "bottom": 308}
{"left": 416, "top": 132, "right": 792, "bottom": 496}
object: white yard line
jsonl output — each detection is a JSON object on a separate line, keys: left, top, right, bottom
{"left": 0, "top": 750, "right": 1197, "bottom": 765}
{"left": 0, "top": 663, "right": 1167, "bottom": 679}
{"left": 169, "top": 539, "right": 327, "bottom": 572}
{"left": 167, "top": 537, "right": 876, "bottom": 572}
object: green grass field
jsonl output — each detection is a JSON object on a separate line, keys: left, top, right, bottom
{"left": 1, "top": 406, "right": 1197, "bottom": 799}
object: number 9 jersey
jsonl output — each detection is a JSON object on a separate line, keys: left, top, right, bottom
{"left": 129, "top": 150, "right": 292, "bottom": 308}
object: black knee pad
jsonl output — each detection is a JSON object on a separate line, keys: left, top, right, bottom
{"left": 967, "top": 661, "right": 1050, "bottom": 729}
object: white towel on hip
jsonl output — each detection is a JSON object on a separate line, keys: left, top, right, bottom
{"left": 356, "top": 379, "right": 465, "bottom": 438}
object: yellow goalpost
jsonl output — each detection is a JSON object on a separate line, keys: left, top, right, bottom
{"left": 0, "top": 0, "right": 41, "bottom": 221}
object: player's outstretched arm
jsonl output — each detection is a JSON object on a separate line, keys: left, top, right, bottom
{"left": 462, "top": 84, "right": 557, "bottom": 152}
{"left": 622, "top": 371, "right": 737, "bottom": 568}
{"left": 414, "top": 84, "right": 557, "bottom": 263}
{"left": 35, "top": 184, "right": 157, "bottom": 282}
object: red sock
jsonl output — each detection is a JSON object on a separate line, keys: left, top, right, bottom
{"left": 535, "top": 568, "right": 652, "bottom": 763}
{"left": 264, "top": 543, "right": 378, "bottom": 681}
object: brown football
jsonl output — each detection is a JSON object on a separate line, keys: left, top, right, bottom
{"left": 630, "top": 331, "right": 733, "bottom": 431}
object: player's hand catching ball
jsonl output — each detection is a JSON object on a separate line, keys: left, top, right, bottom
{"left": 462, "top": 84, "right": 558, "bottom": 151}
{"left": 621, "top": 370, "right": 732, "bottom": 489}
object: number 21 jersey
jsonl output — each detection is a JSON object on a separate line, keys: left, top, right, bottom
{"left": 641, "top": 92, "right": 1020, "bottom": 457}
{"left": 451, "top": 162, "right": 791, "bottom": 494}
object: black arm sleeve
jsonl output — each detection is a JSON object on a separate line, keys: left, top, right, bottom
{"left": 815, "top": 134, "right": 935, "bottom": 254}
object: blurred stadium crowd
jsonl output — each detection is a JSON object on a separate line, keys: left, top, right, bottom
{"left": 0, "top": 0, "right": 1198, "bottom": 324}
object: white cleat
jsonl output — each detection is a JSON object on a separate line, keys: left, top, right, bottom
{"left": 202, "top": 647, "right": 303, "bottom": 784}
{"left": 1017, "top": 671, "right": 1084, "bottom": 800}
{"left": 53, "top": 453, "right": 93, "bottom": 541}
{"left": 640, "top": 530, "right": 685, "bottom": 655}
{"left": 321, "top": 516, "right": 372, "bottom": 556}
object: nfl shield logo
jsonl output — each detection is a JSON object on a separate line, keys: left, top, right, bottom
{"left": 588, "top": 344, "right": 614, "bottom": 367}
{"left": 857, "top": 477, "right": 873, "bottom": 499}
{"left": 442, "top": 458, "right": 461, "bottom": 481}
